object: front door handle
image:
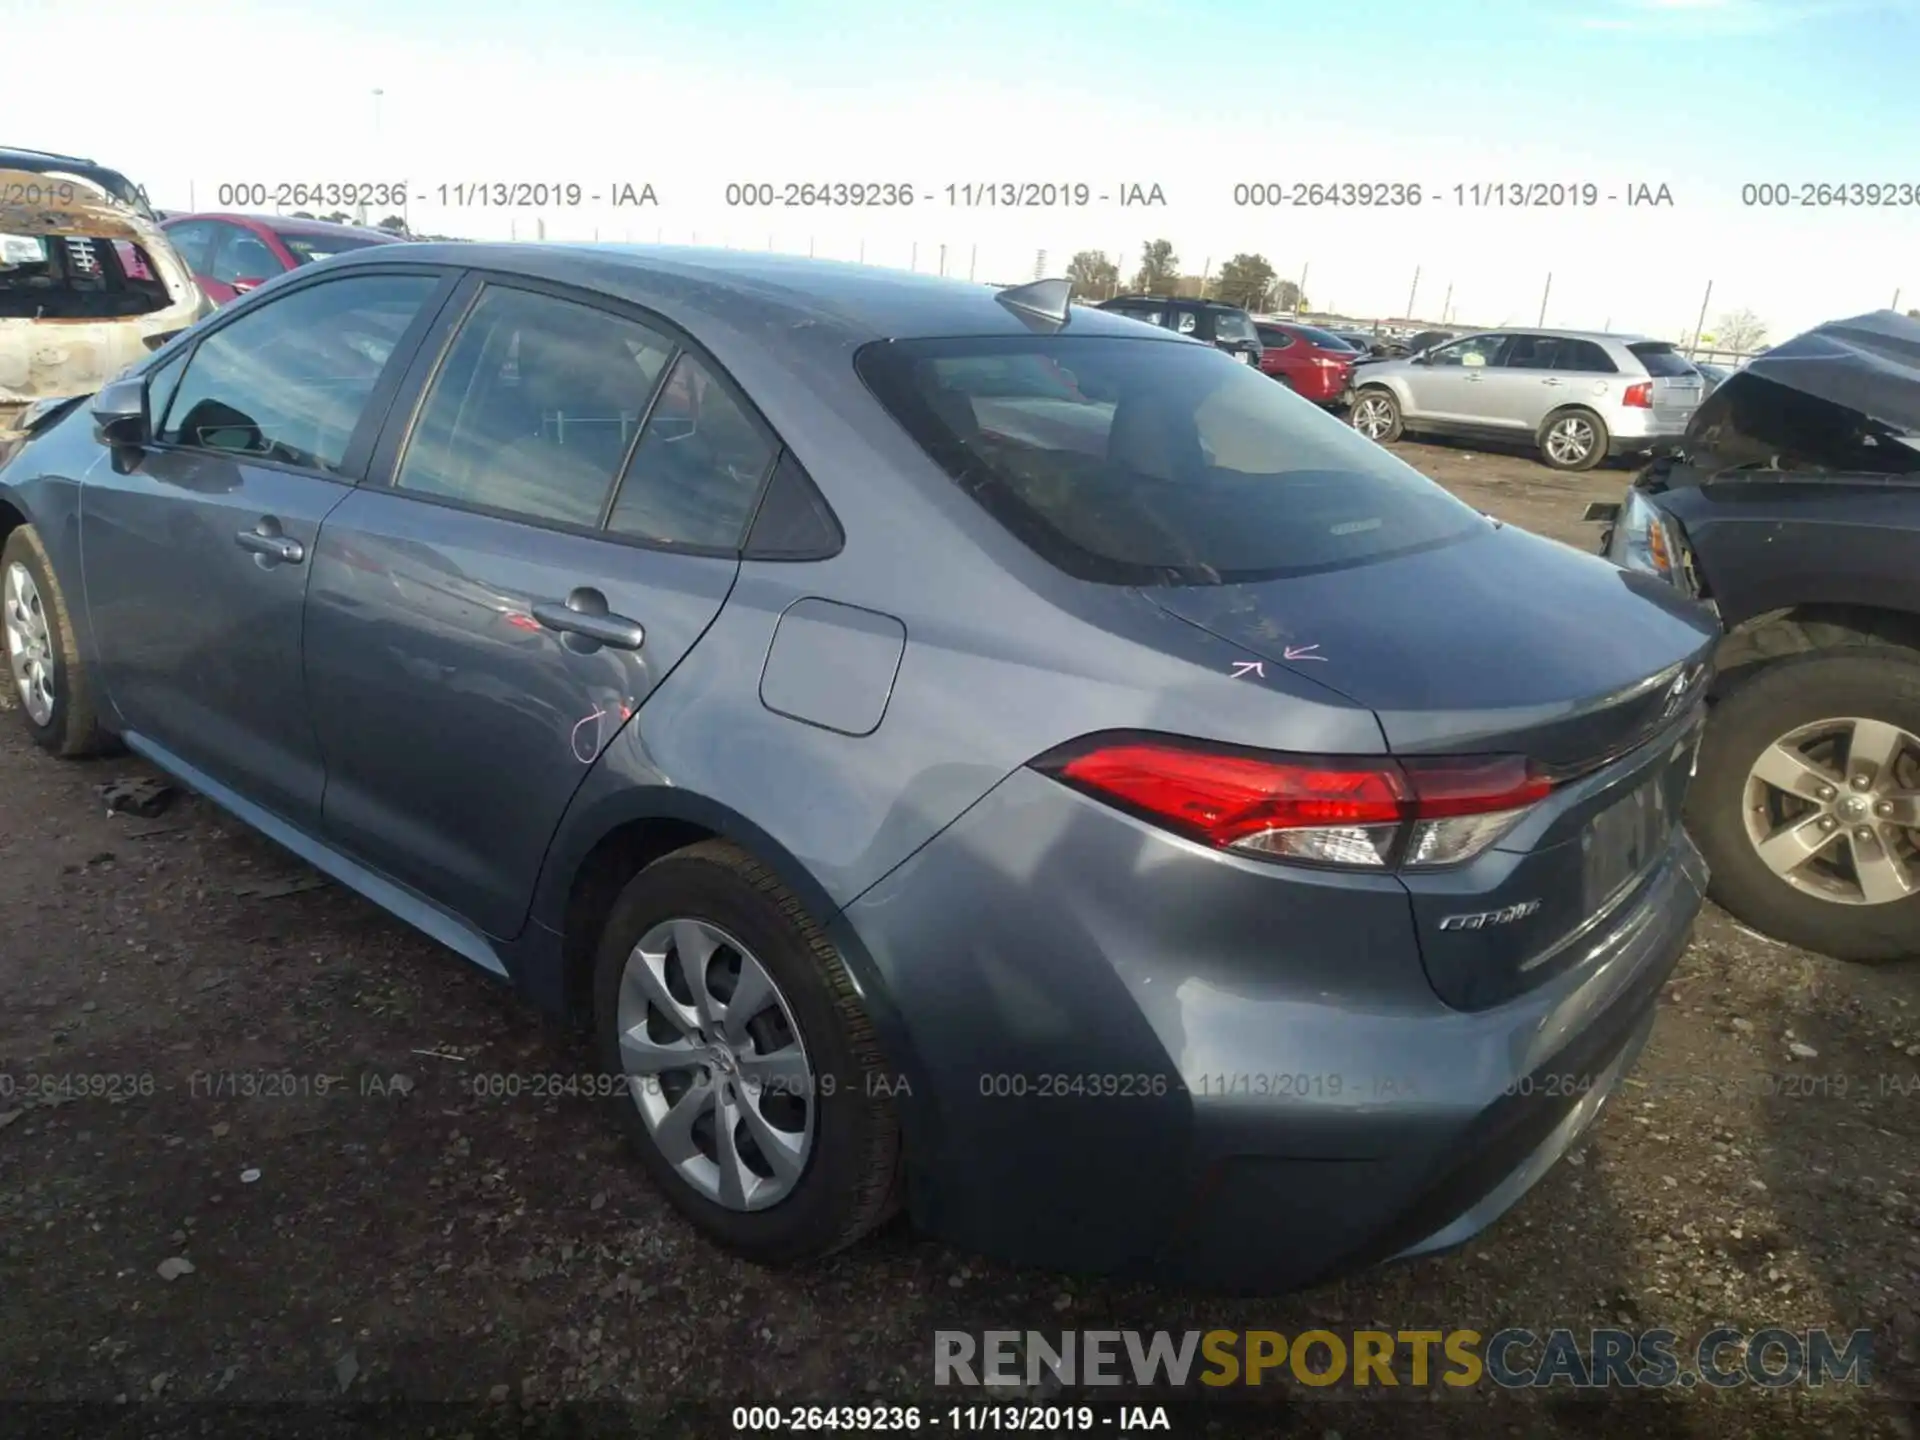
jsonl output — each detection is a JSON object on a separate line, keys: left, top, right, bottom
{"left": 1541, "top": 377, "right": 1563, "bottom": 387}
{"left": 533, "top": 588, "right": 646, "bottom": 651}
{"left": 235, "top": 519, "right": 304, "bottom": 565}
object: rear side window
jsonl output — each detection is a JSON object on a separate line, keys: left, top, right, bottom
{"left": 1555, "top": 340, "right": 1618, "bottom": 373}
{"left": 162, "top": 221, "right": 217, "bottom": 273}
{"left": 856, "top": 335, "right": 1484, "bottom": 585}
{"left": 1211, "top": 310, "right": 1257, "bottom": 343}
{"left": 395, "top": 286, "right": 675, "bottom": 527}
{"left": 159, "top": 273, "right": 437, "bottom": 472}
{"left": 1629, "top": 342, "right": 1695, "bottom": 377}
{"left": 1256, "top": 326, "right": 1294, "bottom": 349}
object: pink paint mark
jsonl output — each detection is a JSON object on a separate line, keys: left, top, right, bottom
{"left": 570, "top": 708, "right": 606, "bottom": 764}
{"left": 1229, "top": 660, "right": 1265, "bottom": 679}
{"left": 1283, "top": 644, "right": 1326, "bottom": 662}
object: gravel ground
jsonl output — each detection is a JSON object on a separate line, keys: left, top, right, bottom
{"left": 2, "top": 440, "right": 1917, "bottom": 1438}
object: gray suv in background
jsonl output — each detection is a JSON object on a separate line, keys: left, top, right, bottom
{"left": 1348, "top": 328, "right": 1706, "bottom": 471}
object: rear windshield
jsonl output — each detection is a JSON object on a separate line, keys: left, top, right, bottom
{"left": 1210, "top": 310, "right": 1257, "bottom": 343}
{"left": 278, "top": 232, "right": 391, "bottom": 266}
{"left": 1628, "top": 342, "right": 1695, "bottom": 378}
{"left": 855, "top": 335, "right": 1486, "bottom": 585}
{"left": 1289, "top": 324, "right": 1351, "bottom": 349}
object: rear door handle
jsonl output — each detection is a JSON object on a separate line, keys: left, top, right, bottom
{"left": 235, "top": 520, "right": 304, "bottom": 565}
{"left": 533, "top": 588, "right": 646, "bottom": 651}
{"left": 1542, "top": 378, "right": 1563, "bottom": 387}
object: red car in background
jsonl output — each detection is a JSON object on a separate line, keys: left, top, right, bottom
{"left": 1254, "top": 320, "right": 1360, "bottom": 405}
{"left": 158, "top": 212, "right": 403, "bottom": 306}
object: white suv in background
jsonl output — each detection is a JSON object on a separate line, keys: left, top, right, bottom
{"left": 1347, "top": 328, "right": 1706, "bottom": 471}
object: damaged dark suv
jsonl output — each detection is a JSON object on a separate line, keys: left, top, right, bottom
{"left": 1587, "top": 310, "right": 1920, "bottom": 962}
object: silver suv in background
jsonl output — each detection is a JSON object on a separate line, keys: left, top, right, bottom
{"left": 1347, "top": 328, "right": 1706, "bottom": 471}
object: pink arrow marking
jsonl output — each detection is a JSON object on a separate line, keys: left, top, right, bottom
{"left": 1284, "top": 644, "right": 1327, "bottom": 662}
{"left": 1229, "top": 660, "right": 1265, "bottom": 679}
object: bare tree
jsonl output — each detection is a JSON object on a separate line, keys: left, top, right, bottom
{"left": 1715, "top": 307, "right": 1769, "bottom": 354}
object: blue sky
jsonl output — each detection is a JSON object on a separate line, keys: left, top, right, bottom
{"left": 7, "top": 0, "right": 1915, "bottom": 339}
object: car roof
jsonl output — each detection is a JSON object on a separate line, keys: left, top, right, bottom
{"left": 164, "top": 211, "right": 400, "bottom": 241}
{"left": 326, "top": 243, "right": 1181, "bottom": 344}
{"left": 1457, "top": 325, "right": 1658, "bottom": 345}
{"left": 0, "top": 147, "right": 151, "bottom": 211}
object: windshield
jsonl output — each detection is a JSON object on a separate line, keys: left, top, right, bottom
{"left": 278, "top": 232, "right": 392, "bottom": 266}
{"left": 856, "top": 334, "right": 1486, "bottom": 585}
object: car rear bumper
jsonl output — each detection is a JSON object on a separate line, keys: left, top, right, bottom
{"left": 1607, "top": 412, "right": 1693, "bottom": 454}
{"left": 841, "top": 765, "right": 1708, "bottom": 1293}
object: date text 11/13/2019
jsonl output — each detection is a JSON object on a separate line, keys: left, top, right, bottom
{"left": 210, "top": 182, "right": 660, "bottom": 211}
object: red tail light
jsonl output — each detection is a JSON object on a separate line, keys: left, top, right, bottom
{"left": 1622, "top": 381, "right": 1653, "bottom": 408}
{"left": 1037, "top": 738, "right": 1551, "bottom": 870}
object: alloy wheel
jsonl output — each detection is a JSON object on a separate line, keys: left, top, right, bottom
{"left": 1545, "top": 416, "right": 1596, "bottom": 465}
{"left": 1742, "top": 716, "right": 1920, "bottom": 906}
{"left": 1352, "top": 395, "right": 1394, "bottom": 440}
{"left": 3, "top": 560, "right": 55, "bottom": 726}
{"left": 614, "top": 917, "right": 815, "bottom": 1210}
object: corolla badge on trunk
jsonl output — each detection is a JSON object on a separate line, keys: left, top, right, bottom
{"left": 1438, "top": 899, "right": 1541, "bottom": 931}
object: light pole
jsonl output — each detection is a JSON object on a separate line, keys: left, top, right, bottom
{"left": 365, "top": 88, "right": 385, "bottom": 227}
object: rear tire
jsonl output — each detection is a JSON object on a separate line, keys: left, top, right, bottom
{"left": 2, "top": 525, "right": 114, "bottom": 758}
{"left": 592, "top": 839, "right": 903, "bottom": 1263}
{"left": 1538, "top": 408, "right": 1608, "bottom": 471}
{"left": 1349, "top": 387, "right": 1402, "bottom": 443}
{"left": 1688, "top": 649, "right": 1920, "bottom": 962}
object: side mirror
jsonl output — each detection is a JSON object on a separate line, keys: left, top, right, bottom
{"left": 1412, "top": 351, "right": 1431, "bottom": 365}
{"left": 229, "top": 277, "right": 267, "bottom": 294}
{"left": 91, "top": 376, "right": 149, "bottom": 447}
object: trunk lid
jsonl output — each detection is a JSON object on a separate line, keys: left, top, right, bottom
{"left": 1145, "top": 522, "right": 1719, "bottom": 1010}
{"left": 1143, "top": 521, "right": 1718, "bottom": 767}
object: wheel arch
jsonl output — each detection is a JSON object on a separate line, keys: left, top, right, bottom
{"left": 1716, "top": 603, "right": 1920, "bottom": 695}
{"left": 531, "top": 785, "right": 940, "bottom": 1173}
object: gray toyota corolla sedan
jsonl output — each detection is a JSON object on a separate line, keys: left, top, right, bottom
{"left": 0, "top": 245, "right": 1716, "bottom": 1291}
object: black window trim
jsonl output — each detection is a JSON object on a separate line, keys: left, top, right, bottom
{"left": 140, "top": 262, "right": 463, "bottom": 487}
{"left": 367, "top": 269, "right": 830, "bottom": 560}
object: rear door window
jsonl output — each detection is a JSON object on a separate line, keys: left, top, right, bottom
{"left": 393, "top": 285, "right": 675, "bottom": 528}
{"left": 855, "top": 335, "right": 1484, "bottom": 585}
{"left": 1628, "top": 342, "right": 1696, "bottom": 377}
{"left": 1555, "top": 340, "right": 1618, "bottom": 373}
{"left": 1500, "top": 335, "right": 1563, "bottom": 369}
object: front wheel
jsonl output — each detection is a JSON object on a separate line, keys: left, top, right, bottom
{"left": 1349, "top": 388, "right": 1402, "bottom": 443}
{"left": 1688, "top": 649, "right": 1920, "bottom": 962}
{"left": 593, "top": 839, "right": 903, "bottom": 1262}
{"left": 2, "top": 525, "right": 113, "bottom": 758}
{"left": 1538, "top": 409, "right": 1608, "bottom": 471}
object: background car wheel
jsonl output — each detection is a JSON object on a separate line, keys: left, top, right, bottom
{"left": 593, "top": 839, "right": 903, "bottom": 1262}
{"left": 1538, "top": 409, "right": 1608, "bottom": 471}
{"left": 1349, "top": 388, "right": 1402, "bottom": 443}
{"left": 1688, "top": 649, "right": 1920, "bottom": 962}
{"left": 2, "top": 526, "right": 113, "bottom": 758}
